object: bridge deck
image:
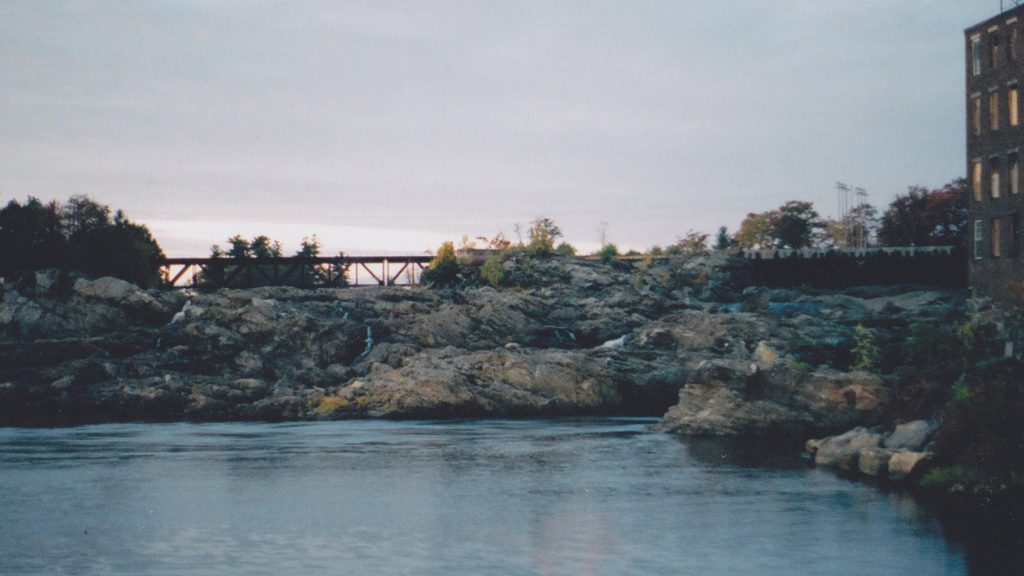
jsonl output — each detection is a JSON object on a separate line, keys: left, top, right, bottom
{"left": 160, "top": 255, "right": 433, "bottom": 289}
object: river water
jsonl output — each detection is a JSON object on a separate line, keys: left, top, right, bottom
{"left": 0, "top": 418, "right": 1014, "bottom": 575}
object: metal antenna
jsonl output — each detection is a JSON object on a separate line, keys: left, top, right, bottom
{"left": 836, "top": 182, "right": 850, "bottom": 248}
{"left": 854, "top": 187, "right": 868, "bottom": 249}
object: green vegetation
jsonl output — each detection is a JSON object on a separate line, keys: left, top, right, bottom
{"left": 527, "top": 217, "right": 562, "bottom": 254}
{"left": 850, "top": 324, "right": 881, "bottom": 372}
{"left": 597, "top": 243, "right": 618, "bottom": 263}
{"left": 480, "top": 254, "right": 505, "bottom": 287}
{"left": 555, "top": 242, "right": 576, "bottom": 256}
{"left": 676, "top": 230, "right": 710, "bottom": 255}
{"left": 0, "top": 195, "right": 165, "bottom": 287}
{"left": 422, "top": 241, "right": 461, "bottom": 286}
{"left": 878, "top": 179, "right": 967, "bottom": 247}
{"left": 714, "top": 226, "right": 732, "bottom": 250}
{"left": 315, "top": 395, "right": 350, "bottom": 415}
{"left": 919, "top": 465, "right": 979, "bottom": 490}
{"left": 734, "top": 201, "right": 824, "bottom": 250}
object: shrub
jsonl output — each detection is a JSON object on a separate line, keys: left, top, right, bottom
{"left": 315, "top": 395, "right": 350, "bottom": 415}
{"left": 597, "top": 243, "right": 618, "bottom": 263}
{"left": 919, "top": 465, "right": 978, "bottom": 489}
{"left": 851, "top": 324, "right": 880, "bottom": 371}
{"left": 421, "top": 241, "right": 461, "bottom": 286}
{"left": 527, "top": 217, "right": 562, "bottom": 254}
{"left": 555, "top": 242, "right": 576, "bottom": 256}
{"left": 480, "top": 254, "right": 505, "bottom": 287}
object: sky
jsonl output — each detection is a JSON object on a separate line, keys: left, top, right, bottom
{"left": 0, "top": 1, "right": 1012, "bottom": 256}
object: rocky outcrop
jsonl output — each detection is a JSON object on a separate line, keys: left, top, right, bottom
{"left": 0, "top": 255, "right": 965, "bottom": 426}
{"left": 806, "top": 420, "right": 938, "bottom": 481}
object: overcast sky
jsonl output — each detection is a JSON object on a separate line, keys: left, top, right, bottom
{"left": 0, "top": 1, "right": 1010, "bottom": 255}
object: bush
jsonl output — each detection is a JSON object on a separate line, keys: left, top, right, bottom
{"left": 421, "top": 241, "right": 461, "bottom": 286}
{"left": 597, "top": 243, "right": 618, "bottom": 263}
{"left": 527, "top": 218, "right": 562, "bottom": 254}
{"left": 315, "top": 395, "right": 350, "bottom": 415}
{"left": 851, "top": 324, "right": 880, "bottom": 371}
{"left": 480, "top": 254, "right": 505, "bottom": 287}
{"left": 919, "top": 465, "right": 979, "bottom": 490}
{"left": 555, "top": 242, "right": 576, "bottom": 256}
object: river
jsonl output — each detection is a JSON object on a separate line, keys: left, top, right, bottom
{"left": 0, "top": 418, "right": 1015, "bottom": 575}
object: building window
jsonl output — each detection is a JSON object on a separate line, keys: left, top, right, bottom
{"left": 1012, "top": 28, "right": 1020, "bottom": 62}
{"left": 973, "top": 161, "right": 984, "bottom": 201}
{"left": 1012, "top": 213, "right": 1021, "bottom": 257}
{"left": 973, "top": 36, "right": 983, "bottom": 75}
{"left": 973, "top": 96, "right": 983, "bottom": 135}
{"left": 1011, "top": 87, "right": 1020, "bottom": 127}
{"left": 975, "top": 219, "right": 984, "bottom": 259}
{"left": 991, "top": 34, "right": 1001, "bottom": 69}
{"left": 992, "top": 218, "right": 1002, "bottom": 258}
{"left": 991, "top": 91, "right": 1001, "bottom": 130}
{"left": 991, "top": 157, "right": 1001, "bottom": 198}
{"left": 1012, "top": 155, "right": 1021, "bottom": 195}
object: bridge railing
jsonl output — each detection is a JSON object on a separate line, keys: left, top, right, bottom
{"left": 160, "top": 255, "right": 433, "bottom": 289}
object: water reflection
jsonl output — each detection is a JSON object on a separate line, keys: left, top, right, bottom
{"left": 0, "top": 419, "right": 1009, "bottom": 575}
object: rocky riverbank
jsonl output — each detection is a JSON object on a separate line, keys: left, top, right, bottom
{"left": 1, "top": 255, "right": 965, "bottom": 433}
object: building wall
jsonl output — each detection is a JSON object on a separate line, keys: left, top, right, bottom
{"left": 966, "top": 6, "right": 1024, "bottom": 305}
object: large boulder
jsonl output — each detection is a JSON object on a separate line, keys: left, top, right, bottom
{"left": 73, "top": 277, "right": 176, "bottom": 322}
{"left": 858, "top": 447, "right": 894, "bottom": 478}
{"left": 811, "top": 427, "right": 884, "bottom": 471}
{"left": 883, "top": 420, "right": 937, "bottom": 451}
{"left": 659, "top": 364, "right": 892, "bottom": 435}
{"left": 327, "top": 347, "right": 620, "bottom": 418}
{"left": 888, "top": 451, "right": 933, "bottom": 481}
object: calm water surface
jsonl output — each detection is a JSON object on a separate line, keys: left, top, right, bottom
{"left": 0, "top": 418, "right": 1004, "bottom": 575}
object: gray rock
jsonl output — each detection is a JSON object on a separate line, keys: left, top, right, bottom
{"left": 34, "top": 269, "right": 61, "bottom": 296}
{"left": 858, "top": 447, "right": 894, "bottom": 478}
{"left": 812, "top": 427, "right": 884, "bottom": 471}
{"left": 888, "top": 451, "right": 933, "bottom": 481}
{"left": 883, "top": 420, "right": 937, "bottom": 451}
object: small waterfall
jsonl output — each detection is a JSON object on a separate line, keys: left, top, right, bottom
{"left": 599, "top": 334, "right": 627, "bottom": 349}
{"left": 169, "top": 300, "right": 192, "bottom": 324}
{"left": 356, "top": 326, "right": 374, "bottom": 360}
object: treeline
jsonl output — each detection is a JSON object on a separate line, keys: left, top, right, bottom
{"left": 198, "top": 234, "right": 349, "bottom": 288}
{"left": 729, "top": 179, "right": 968, "bottom": 251}
{"left": 0, "top": 195, "right": 164, "bottom": 288}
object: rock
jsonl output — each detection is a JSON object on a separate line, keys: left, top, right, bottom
{"left": 858, "top": 447, "right": 894, "bottom": 478}
{"left": 34, "top": 269, "right": 62, "bottom": 296}
{"left": 812, "top": 427, "right": 884, "bottom": 471}
{"left": 753, "top": 341, "right": 779, "bottom": 370}
{"left": 73, "top": 277, "right": 170, "bottom": 321}
{"left": 888, "top": 451, "right": 933, "bottom": 481}
{"left": 883, "top": 420, "right": 937, "bottom": 451}
{"left": 660, "top": 365, "right": 891, "bottom": 436}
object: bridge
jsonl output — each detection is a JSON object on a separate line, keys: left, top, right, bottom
{"left": 160, "top": 255, "right": 433, "bottom": 289}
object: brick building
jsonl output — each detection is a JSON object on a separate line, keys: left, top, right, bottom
{"left": 966, "top": 6, "right": 1024, "bottom": 302}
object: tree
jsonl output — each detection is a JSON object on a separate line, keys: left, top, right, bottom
{"left": 878, "top": 179, "right": 968, "bottom": 247}
{"left": 296, "top": 235, "right": 321, "bottom": 257}
{"left": 250, "top": 235, "right": 282, "bottom": 258}
{"left": 714, "top": 226, "right": 732, "bottom": 250}
{"left": 0, "top": 195, "right": 163, "bottom": 287}
{"left": 772, "top": 200, "right": 823, "bottom": 249}
{"left": 0, "top": 197, "right": 65, "bottom": 273}
{"left": 676, "top": 230, "right": 710, "bottom": 255}
{"left": 421, "top": 241, "right": 460, "bottom": 286}
{"left": 61, "top": 195, "right": 111, "bottom": 238}
{"left": 734, "top": 212, "right": 777, "bottom": 250}
{"left": 527, "top": 217, "right": 562, "bottom": 254}
{"left": 226, "top": 235, "right": 251, "bottom": 258}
